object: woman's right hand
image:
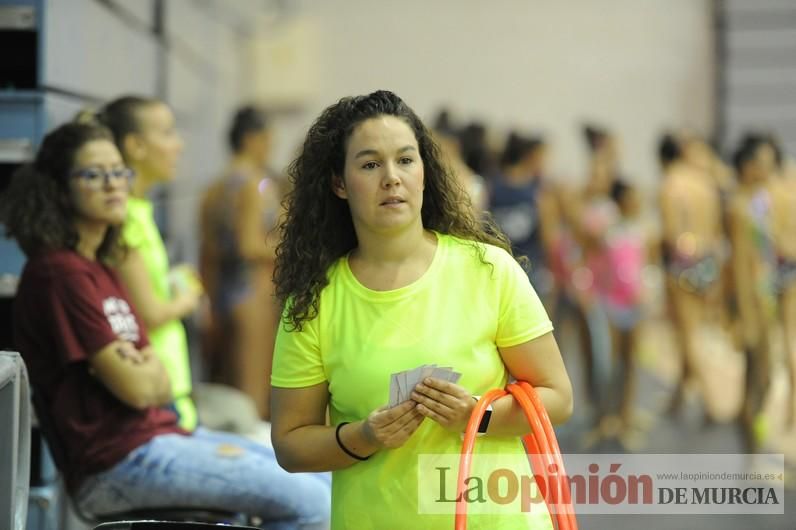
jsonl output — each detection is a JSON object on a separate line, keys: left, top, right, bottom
{"left": 362, "top": 400, "right": 425, "bottom": 449}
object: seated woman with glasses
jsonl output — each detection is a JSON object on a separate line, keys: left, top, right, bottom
{"left": 2, "top": 122, "right": 331, "bottom": 527}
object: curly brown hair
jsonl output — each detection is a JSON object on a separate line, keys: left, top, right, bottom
{"left": 274, "top": 90, "right": 513, "bottom": 331}
{"left": 0, "top": 122, "right": 125, "bottom": 262}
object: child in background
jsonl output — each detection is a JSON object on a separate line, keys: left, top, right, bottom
{"left": 604, "top": 179, "right": 646, "bottom": 446}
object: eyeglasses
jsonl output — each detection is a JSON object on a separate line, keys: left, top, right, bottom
{"left": 70, "top": 167, "right": 135, "bottom": 189}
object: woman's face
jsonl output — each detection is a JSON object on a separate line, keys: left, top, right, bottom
{"left": 595, "top": 133, "right": 619, "bottom": 168}
{"left": 744, "top": 144, "right": 775, "bottom": 183}
{"left": 526, "top": 144, "right": 549, "bottom": 176}
{"left": 756, "top": 143, "right": 777, "bottom": 177}
{"left": 128, "top": 102, "right": 184, "bottom": 182}
{"left": 245, "top": 128, "right": 273, "bottom": 168}
{"left": 334, "top": 115, "right": 425, "bottom": 236}
{"left": 69, "top": 139, "right": 130, "bottom": 226}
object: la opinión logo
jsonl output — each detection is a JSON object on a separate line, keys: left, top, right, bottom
{"left": 433, "top": 462, "right": 653, "bottom": 512}
{"left": 417, "top": 453, "right": 785, "bottom": 515}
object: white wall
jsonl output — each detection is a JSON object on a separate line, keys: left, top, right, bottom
{"left": 39, "top": 0, "right": 716, "bottom": 263}
{"left": 44, "top": 0, "right": 158, "bottom": 101}
{"left": 265, "top": 0, "right": 715, "bottom": 193}
{"left": 163, "top": 0, "right": 252, "bottom": 263}
{"left": 41, "top": 0, "right": 269, "bottom": 264}
{"left": 722, "top": 0, "right": 796, "bottom": 156}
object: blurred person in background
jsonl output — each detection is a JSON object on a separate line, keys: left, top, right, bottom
{"left": 766, "top": 138, "right": 796, "bottom": 428}
{"left": 2, "top": 122, "right": 331, "bottom": 527}
{"left": 658, "top": 133, "right": 724, "bottom": 422}
{"left": 603, "top": 179, "right": 646, "bottom": 448}
{"left": 489, "top": 132, "right": 558, "bottom": 306}
{"left": 432, "top": 109, "right": 488, "bottom": 212}
{"left": 756, "top": 134, "right": 796, "bottom": 428}
{"left": 458, "top": 120, "right": 496, "bottom": 179}
{"left": 583, "top": 124, "right": 622, "bottom": 193}
{"left": 554, "top": 124, "right": 623, "bottom": 440}
{"left": 94, "top": 96, "right": 202, "bottom": 431}
{"left": 729, "top": 134, "right": 779, "bottom": 452}
{"left": 682, "top": 134, "right": 732, "bottom": 321}
{"left": 199, "top": 105, "right": 284, "bottom": 420}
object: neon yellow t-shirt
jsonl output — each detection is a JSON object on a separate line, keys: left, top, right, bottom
{"left": 272, "top": 232, "right": 555, "bottom": 530}
{"left": 123, "top": 197, "right": 197, "bottom": 430}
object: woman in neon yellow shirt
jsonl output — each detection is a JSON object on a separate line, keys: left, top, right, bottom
{"left": 97, "top": 96, "right": 201, "bottom": 430}
{"left": 270, "top": 91, "right": 574, "bottom": 529}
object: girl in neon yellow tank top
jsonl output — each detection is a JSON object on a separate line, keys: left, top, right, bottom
{"left": 96, "top": 96, "right": 201, "bottom": 431}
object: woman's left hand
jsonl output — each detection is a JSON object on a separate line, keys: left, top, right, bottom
{"left": 411, "top": 377, "right": 474, "bottom": 433}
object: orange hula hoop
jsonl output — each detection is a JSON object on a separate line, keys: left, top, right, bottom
{"left": 455, "top": 382, "right": 578, "bottom": 530}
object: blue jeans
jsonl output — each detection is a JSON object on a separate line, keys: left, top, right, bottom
{"left": 75, "top": 428, "right": 331, "bottom": 530}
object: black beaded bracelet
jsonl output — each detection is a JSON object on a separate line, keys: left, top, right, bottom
{"left": 335, "top": 422, "right": 371, "bottom": 461}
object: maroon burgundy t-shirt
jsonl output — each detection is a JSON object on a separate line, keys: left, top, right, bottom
{"left": 14, "top": 250, "right": 185, "bottom": 492}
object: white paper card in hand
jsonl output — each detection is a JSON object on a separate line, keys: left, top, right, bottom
{"left": 419, "top": 364, "right": 436, "bottom": 385}
{"left": 407, "top": 366, "right": 425, "bottom": 394}
{"left": 400, "top": 371, "right": 409, "bottom": 402}
{"left": 430, "top": 367, "right": 451, "bottom": 381}
{"left": 394, "top": 372, "right": 401, "bottom": 404}
{"left": 389, "top": 373, "right": 400, "bottom": 407}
